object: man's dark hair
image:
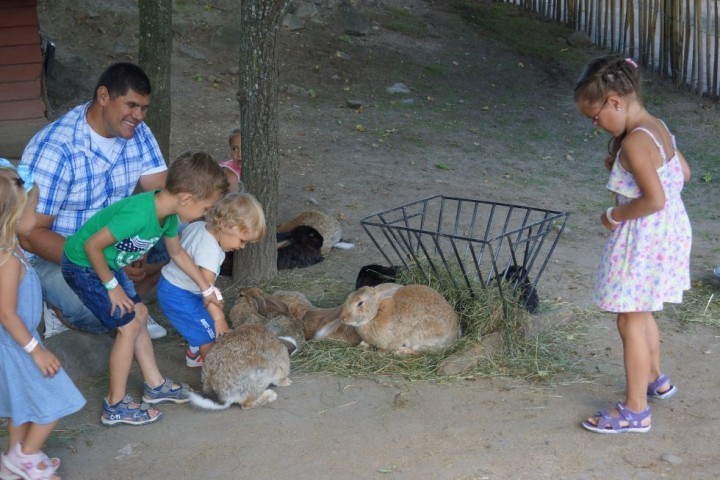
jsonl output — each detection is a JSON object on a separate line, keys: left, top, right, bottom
{"left": 93, "top": 62, "right": 151, "bottom": 100}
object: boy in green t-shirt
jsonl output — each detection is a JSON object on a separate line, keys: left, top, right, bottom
{"left": 61, "top": 151, "right": 228, "bottom": 426}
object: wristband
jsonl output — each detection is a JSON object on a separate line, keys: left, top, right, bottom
{"left": 103, "top": 277, "right": 119, "bottom": 290}
{"left": 212, "top": 286, "right": 224, "bottom": 302}
{"left": 201, "top": 285, "right": 215, "bottom": 297}
{"left": 23, "top": 337, "right": 38, "bottom": 353}
{"left": 606, "top": 207, "right": 620, "bottom": 226}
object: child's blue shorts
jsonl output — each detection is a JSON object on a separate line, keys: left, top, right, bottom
{"left": 157, "top": 276, "right": 216, "bottom": 347}
{"left": 60, "top": 254, "right": 142, "bottom": 330}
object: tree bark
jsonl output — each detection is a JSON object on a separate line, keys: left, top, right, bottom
{"left": 138, "top": 0, "right": 173, "bottom": 163}
{"left": 232, "top": 0, "right": 291, "bottom": 285}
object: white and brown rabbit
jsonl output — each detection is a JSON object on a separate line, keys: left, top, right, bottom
{"left": 329, "top": 284, "right": 461, "bottom": 354}
{"left": 278, "top": 209, "right": 353, "bottom": 255}
{"left": 228, "top": 287, "right": 305, "bottom": 355}
{"left": 272, "top": 289, "right": 362, "bottom": 346}
{"left": 187, "top": 324, "right": 291, "bottom": 410}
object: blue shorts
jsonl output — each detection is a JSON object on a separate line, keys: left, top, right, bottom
{"left": 60, "top": 254, "right": 142, "bottom": 330}
{"left": 157, "top": 276, "right": 216, "bottom": 347}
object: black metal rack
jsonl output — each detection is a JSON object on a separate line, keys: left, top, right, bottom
{"left": 360, "top": 195, "right": 570, "bottom": 311}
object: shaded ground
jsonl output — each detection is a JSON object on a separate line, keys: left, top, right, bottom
{"left": 3, "top": 0, "right": 720, "bottom": 478}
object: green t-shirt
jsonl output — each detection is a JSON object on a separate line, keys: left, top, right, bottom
{"left": 64, "top": 190, "right": 179, "bottom": 270}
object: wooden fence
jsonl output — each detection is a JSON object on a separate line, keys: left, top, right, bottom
{"left": 502, "top": 0, "right": 720, "bottom": 98}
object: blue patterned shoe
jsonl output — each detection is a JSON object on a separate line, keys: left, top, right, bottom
{"left": 101, "top": 395, "right": 163, "bottom": 426}
{"left": 142, "top": 378, "right": 190, "bottom": 404}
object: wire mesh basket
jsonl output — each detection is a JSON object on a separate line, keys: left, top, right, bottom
{"left": 360, "top": 195, "right": 570, "bottom": 311}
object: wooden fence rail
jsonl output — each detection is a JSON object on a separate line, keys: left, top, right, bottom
{"left": 501, "top": 0, "right": 720, "bottom": 97}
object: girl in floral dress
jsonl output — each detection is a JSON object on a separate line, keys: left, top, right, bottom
{"left": 573, "top": 56, "right": 692, "bottom": 434}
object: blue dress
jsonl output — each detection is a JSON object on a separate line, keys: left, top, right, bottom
{"left": 0, "top": 249, "right": 85, "bottom": 426}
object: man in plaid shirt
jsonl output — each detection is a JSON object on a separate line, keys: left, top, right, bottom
{"left": 19, "top": 62, "right": 169, "bottom": 339}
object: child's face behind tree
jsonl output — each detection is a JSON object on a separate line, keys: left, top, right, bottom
{"left": 229, "top": 134, "right": 241, "bottom": 165}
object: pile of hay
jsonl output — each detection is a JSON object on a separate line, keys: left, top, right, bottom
{"left": 292, "top": 261, "right": 579, "bottom": 381}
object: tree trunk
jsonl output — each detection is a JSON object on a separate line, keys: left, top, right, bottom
{"left": 138, "top": 0, "right": 173, "bottom": 163}
{"left": 232, "top": 0, "right": 291, "bottom": 285}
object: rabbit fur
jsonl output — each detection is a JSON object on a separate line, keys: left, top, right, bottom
{"left": 228, "top": 287, "right": 306, "bottom": 355}
{"left": 355, "top": 264, "right": 400, "bottom": 289}
{"left": 335, "top": 283, "right": 460, "bottom": 354}
{"left": 491, "top": 265, "right": 540, "bottom": 313}
{"left": 278, "top": 209, "right": 352, "bottom": 255}
{"left": 276, "top": 225, "right": 324, "bottom": 270}
{"left": 187, "top": 324, "right": 291, "bottom": 411}
{"left": 272, "top": 290, "right": 362, "bottom": 346}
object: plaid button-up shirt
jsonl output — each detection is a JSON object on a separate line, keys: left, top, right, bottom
{"left": 21, "top": 102, "right": 166, "bottom": 240}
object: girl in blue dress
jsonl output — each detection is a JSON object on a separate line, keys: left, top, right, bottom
{"left": 0, "top": 160, "right": 85, "bottom": 480}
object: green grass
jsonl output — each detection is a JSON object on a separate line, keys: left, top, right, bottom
{"left": 665, "top": 280, "right": 720, "bottom": 328}
{"left": 373, "top": 5, "right": 429, "bottom": 38}
{"left": 452, "top": 0, "right": 586, "bottom": 67}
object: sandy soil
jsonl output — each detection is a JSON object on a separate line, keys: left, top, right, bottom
{"left": 4, "top": 0, "right": 720, "bottom": 478}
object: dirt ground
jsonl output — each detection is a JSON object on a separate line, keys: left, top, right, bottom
{"left": 4, "top": 0, "right": 720, "bottom": 478}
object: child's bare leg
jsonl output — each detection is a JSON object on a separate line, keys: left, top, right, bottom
{"left": 131, "top": 303, "right": 181, "bottom": 390}
{"left": 108, "top": 316, "right": 141, "bottom": 405}
{"left": 6, "top": 422, "right": 29, "bottom": 450}
{"left": 586, "top": 312, "right": 652, "bottom": 428}
{"left": 618, "top": 312, "right": 651, "bottom": 414}
{"left": 17, "top": 422, "right": 57, "bottom": 455}
{"left": 128, "top": 303, "right": 164, "bottom": 388}
{"left": 645, "top": 314, "right": 665, "bottom": 385}
{"left": 199, "top": 342, "right": 213, "bottom": 360}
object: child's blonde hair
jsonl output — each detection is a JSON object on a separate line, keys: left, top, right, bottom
{"left": 0, "top": 166, "right": 35, "bottom": 265}
{"left": 166, "top": 151, "right": 229, "bottom": 200}
{"left": 207, "top": 192, "right": 266, "bottom": 242}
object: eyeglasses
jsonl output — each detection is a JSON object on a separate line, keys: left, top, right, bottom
{"left": 591, "top": 98, "right": 609, "bottom": 126}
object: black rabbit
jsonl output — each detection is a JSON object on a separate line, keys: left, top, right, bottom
{"left": 491, "top": 265, "right": 540, "bottom": 314}
{"left": 277, "top": 225, "right": 324, "bottom": 270}
{"left": 355, "top": 264, "right": 400, "bottom": 289}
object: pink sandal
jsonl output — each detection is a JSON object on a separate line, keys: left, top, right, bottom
{"left": 1, "top": 453, "right": 21, "bottom": 480}
{"left": 1, "top": 443, "right": 60, "bottom": 480}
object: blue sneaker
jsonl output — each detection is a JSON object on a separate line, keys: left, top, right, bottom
{"left": 101, "top": 395, "right": 163, "bottom": 426}
{"left": 142, "top": 378, "right": 190, "bottom": 404}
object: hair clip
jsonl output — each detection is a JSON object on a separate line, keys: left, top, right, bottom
{"left": 0, "top": 158, "right": 35, "bottom": 192}
{"left": 625, "top": 58, "right": 638, "bottom": 69}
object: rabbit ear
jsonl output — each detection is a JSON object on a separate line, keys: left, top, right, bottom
{"left": 263, "top": 295, "right": 291, "bottom": 316}
{"left": 313, "top": 318, "right": 342, "bottom": 340}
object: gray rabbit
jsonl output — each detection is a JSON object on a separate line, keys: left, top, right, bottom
{"left": 187, "top": 324, "right": 291, "bottom": 410}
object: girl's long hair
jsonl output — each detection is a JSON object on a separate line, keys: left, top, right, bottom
{"left": 0, "top": 169, "right": 30, "bottom": 266}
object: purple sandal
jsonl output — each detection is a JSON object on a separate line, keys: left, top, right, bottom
{"left": 647, "top": 373, "right": 677, "bottom": 400}
{"left": 582, "top": 402, "right": 652, "bottom": 434}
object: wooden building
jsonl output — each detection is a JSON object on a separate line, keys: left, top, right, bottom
{"left": 0, "top": 0, "right": 49, "bottom": 158}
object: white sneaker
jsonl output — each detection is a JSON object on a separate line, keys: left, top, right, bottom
{"left": 43, "top": 302, "right": 69, "bottom": 338}
{"left": 714, "top": 265, "right": 720, "bottom": 278}
{"left": 147, "top": 315, "right": 168, "bottom": 339}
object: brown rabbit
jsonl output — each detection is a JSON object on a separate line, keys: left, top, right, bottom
{"left": 272, "top": 289, "right": 362, "bottom": 346}
{"left": 228, "top": 287, "right": 305, "bottom": 355}
{"left": 277, "top": 209, "right": 353, "bottom": 255}
{"left": 335, "top": 284, "right": 461, "bottom": 354}
{"left": 188, "top": 324, "right": 291, "bottom": 410}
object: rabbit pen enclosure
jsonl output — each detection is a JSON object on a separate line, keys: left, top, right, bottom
{"left": 361, "top": 196, "right": 570, "bottom": 312}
